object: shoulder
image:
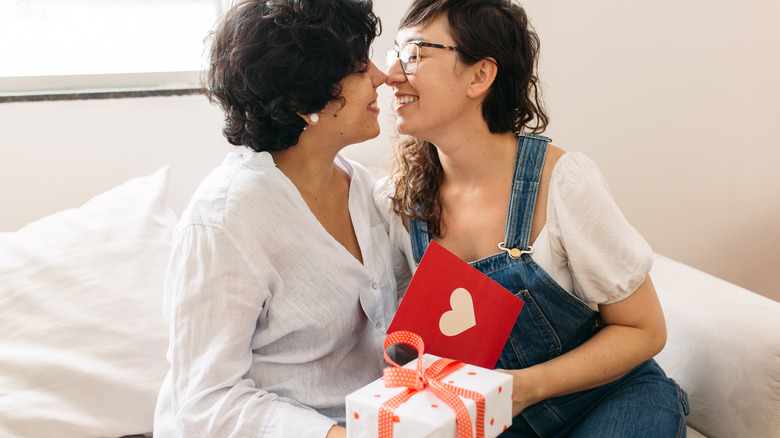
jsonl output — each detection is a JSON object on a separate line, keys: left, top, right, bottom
{"left": 372, "top": 175, "right": 397, "bottom": 226}
{"left": 527, "top": 144, "right": 567, "bottom": 243}
{"left": 546, "top": 144, "right": 567, "bottom": 163}
{"left": 181, "top": 151, "right": 291, "bottom": 228}
{"left": 372, "top": 175, "right": 395, "bottom": 205}
{"left": 337, "top": 155, "right": 376, "bottom": 191}
{"left": 544, "top": 150, "right": 618, "bottom": 223}
{"left": 550, "top": 148, "right": 602, "bottom": 176}
{"left": 541, "top": 144, "right": 567, "bottom": 184}
{"left": 549, "top": 151, "right": 614, "bottom": 210}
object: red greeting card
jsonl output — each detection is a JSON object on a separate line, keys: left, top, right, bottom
{"left": 388, "top": 241, "right": 524, "bottom": 369}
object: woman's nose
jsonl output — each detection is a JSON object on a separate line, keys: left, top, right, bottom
{"left": 369, "top": 61, "right": 388, "bottom": 87}
{"left": 384, "top": 57, "right": 407, "bottom": 86}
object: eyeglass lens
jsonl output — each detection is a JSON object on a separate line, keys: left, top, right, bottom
{"left": 386, "top": 43, "right": 419, "bottom": 74}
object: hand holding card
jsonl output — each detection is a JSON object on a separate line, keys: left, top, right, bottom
{"left": 388, "top": 241, "right": 524, "bottom": 369}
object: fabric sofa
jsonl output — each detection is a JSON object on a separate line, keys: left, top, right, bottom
{"left": 651, "top": 254, "right": 780, "bottom": 437}
{"left": 1, "top": 163, "right": 778, "bottom": 438}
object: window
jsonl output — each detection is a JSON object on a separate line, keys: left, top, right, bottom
{"left": 0, "top": 0, "right": 225, "bottom": 99}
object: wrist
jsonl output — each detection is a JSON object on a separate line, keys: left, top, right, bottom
{"left": 510, "top": 366, "right": 546, "bottom": 408}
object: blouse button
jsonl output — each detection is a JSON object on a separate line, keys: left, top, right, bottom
{"left": 375, "top": 321, "right": 382, "bottom": 329}
{"left": 372, "top": 283, "right": 379, "bottom": 289}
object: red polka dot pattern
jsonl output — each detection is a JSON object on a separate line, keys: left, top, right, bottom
{"left": 378, "top": 331, "right": 487, "bottom": 438}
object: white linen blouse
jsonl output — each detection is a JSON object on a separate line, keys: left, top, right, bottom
{"left": 154, "top": 151, "right": 399, "bottom": 438}
{"left": 375, "top": 152, "right": 653, "bottom": 307}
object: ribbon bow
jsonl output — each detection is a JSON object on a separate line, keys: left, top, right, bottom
{"left": 379, "top": 331, "right": 486, "bottom": 438}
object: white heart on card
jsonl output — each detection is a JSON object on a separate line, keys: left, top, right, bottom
{"left": 438, "top": 287, "right": 477, "bottom": 337}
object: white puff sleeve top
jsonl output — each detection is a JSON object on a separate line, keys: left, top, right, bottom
{"left": 375, "top": 152, "right": 653, "bottom": 308}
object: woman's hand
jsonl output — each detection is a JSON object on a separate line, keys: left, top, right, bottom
{"left": 326, "top": 425, "right": 347, "bottom": 438}
{"left": 495, "top": 368, "right": 542, "bottom": 416}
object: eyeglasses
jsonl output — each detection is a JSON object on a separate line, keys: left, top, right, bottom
{"left": 386, "top": 41, "right": 460, "bottom": 74}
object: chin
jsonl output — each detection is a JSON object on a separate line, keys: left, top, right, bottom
{"left": 353, "top": 126, "right": 381, "bottom": 144}
{"left": 367, "top": 124, "right": 381, "bottom": 139}
{"left": 395, "top": 119, "right": 417, "bottom": 138}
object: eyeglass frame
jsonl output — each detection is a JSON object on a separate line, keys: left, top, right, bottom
{"left": 386, "top": 40, "right": 461, "bottom": 74}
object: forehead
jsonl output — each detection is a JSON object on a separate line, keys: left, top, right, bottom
{"left": 395, "top": 15, "right": 453, "bottom": 45}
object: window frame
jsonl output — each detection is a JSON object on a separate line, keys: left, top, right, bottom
{"left": 0, "top": 0, "right": 228, "bottom": 103}
{"left": 0, "top": 71, "right": 203, "bottom": 103}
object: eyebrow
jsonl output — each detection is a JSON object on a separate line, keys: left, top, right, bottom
{"left": 393, "top": 34, "right": 426, "bottom": 47}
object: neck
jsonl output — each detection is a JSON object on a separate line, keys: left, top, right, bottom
{"left": 434, "top": 128, "right": 518, "bottom": 188}
{"left": 269, "top": 138, "right": 345, "bottom": 198}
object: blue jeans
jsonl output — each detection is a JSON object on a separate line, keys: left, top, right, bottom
{"left": 501, "top": 360, "right": 690, "bottom": 437}
{"left": 409, "top": 133, "right": 689, "bottom": 437}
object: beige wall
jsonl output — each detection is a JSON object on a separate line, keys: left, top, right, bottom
{"left": 518, "top": 0, "right": 780, "bottom": 302}
{"left": 1, "top": 0, "right": 777, "bottom": 302}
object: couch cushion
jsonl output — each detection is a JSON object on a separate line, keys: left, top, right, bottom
{"left": 652, "top": 254, "right": 780, "bottom": 438}
{"left": 0, "top": 167, "right": 176, "bottom": 438}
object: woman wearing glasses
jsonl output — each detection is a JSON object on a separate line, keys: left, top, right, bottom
{"left": 153, "top": 1, "right": 396, "bottom": 437}
{"left": 378, "top": 0, "right": 689, "bottom": 436}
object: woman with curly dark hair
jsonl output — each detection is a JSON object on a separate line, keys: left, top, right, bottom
{"left": 377, "top": 0, "right": 690, "bottom": 436}
{"left": 153, "top": 1, "right": 393, "bottom": 437}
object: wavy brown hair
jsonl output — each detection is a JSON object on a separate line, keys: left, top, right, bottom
{"left": 391, "top": 0, "right": 548, "bottom": 237}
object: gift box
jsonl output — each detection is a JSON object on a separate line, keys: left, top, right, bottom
{"left": 346, "top": 331, "right": 513, "bottom": 438}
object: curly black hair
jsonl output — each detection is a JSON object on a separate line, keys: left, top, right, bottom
{"left": 205, "top": 0, "right": 381, "bottom": 152}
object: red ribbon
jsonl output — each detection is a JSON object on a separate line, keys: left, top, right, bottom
{"left": 378, "top": 331, "right": 486, "bottom": 438}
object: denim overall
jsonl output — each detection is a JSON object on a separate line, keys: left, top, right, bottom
{"left": 409, "top": 133, "right": 689, "bottom": 437}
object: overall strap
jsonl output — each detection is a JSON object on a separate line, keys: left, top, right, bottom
{"left": 503, "top": 133, "right": 550, "bottom": 251}
{"left": 409, "top": 132, "right": 551, "bottom": 264}
{"left": 409, "top": 214, "right": 430, "bottom": 265}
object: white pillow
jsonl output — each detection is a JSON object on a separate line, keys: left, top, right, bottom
{"left": 0, "top": 167, "right": 177, "bottom": 438}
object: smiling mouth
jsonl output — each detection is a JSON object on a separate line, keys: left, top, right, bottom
{"left": 368, "top": 101, "right": 378, "bottom": 109}
{"left": 395, "top": 96, "right": 419, "bottom": 105}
